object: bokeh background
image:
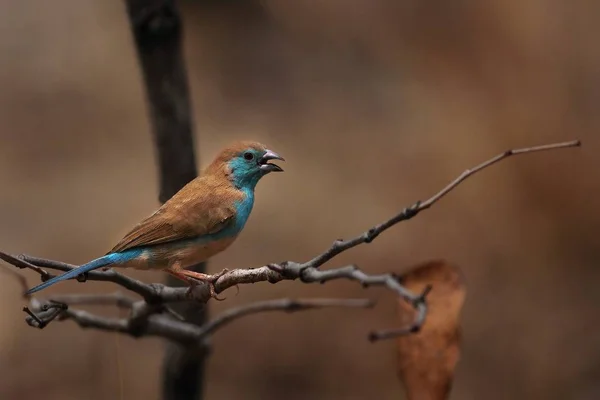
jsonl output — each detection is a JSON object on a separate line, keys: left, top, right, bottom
{"left": 0, "top": 1, "right": 599, "bottom": 399}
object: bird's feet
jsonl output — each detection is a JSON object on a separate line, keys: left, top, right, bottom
{"left": 211, "top": 268, "right": 229, "bottom": 279}
{"left": 166, "top": 265, "right": 230, "bottom": 301}
{"left": 184, "top": 270, "right": 229, "bottom": 301}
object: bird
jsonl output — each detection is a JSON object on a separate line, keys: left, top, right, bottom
{"left": 24, "top": 140, "right": 284, "bottom": 298}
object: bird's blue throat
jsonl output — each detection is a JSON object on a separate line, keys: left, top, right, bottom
{"left": 227, "top": 157, "right": 264, "bottom": 190}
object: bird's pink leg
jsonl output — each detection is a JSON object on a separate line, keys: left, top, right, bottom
{"left": 165, "top": 262, "right": 224, "bottom": 300}
{"left": 182, "top": 269, "right": 230, "bottom": 301}
{"left": 181, "top": 270, "right": 214, "bottom": 281}
{"left": 164, "top": 266, "right": 192, "bottom": 284}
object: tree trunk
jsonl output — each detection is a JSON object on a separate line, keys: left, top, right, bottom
{"left": 124, "top": 1, "right": 207, "bottom": 399}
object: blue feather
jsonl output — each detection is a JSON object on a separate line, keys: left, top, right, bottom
{"left": 227, "top": 150, "right": 263, "bottom": 190}
{"left": 25, "top": 248, "right": 143, "bottom": 294}
{"left": 231, "top": 188, "right": 254, "bottom": 233}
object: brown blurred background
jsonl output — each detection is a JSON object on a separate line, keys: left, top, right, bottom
{"left": 0, "top": 0, "right": 599, "bottom": 399}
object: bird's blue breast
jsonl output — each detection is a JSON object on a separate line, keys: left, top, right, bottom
{"left": 230, "top": 187, "right": 255, "bottom": 234}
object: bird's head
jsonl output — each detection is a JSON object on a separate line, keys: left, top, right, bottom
{"left": 206, "top": 141, "right": 285, "bottom": 189}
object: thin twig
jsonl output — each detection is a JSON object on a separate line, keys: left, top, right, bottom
{"left": 197, "top": 298, "right": 374, "bottom": 337}
{"left": 0, "top": 252, "right": 53, "bottom": 280}
{"left": 298, "top": 140, "right": 582, "bottom": 269}
{"left": 48, "top": 292, "right": 136, "bottom": 309}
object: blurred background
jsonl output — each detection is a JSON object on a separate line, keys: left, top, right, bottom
{"left": 0, "top": 0, "right": 599, "bottom": 399}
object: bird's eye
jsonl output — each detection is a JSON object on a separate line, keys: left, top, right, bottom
{"left": 243, "top": 152, "right": 254, "bottom": 161}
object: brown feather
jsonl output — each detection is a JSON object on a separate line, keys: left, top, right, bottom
{"left": 107, "top": 141, "right": 269, "bottom": 254}
{"left": 109, "top": 177, "right": 241, "bottom": 253}
{"left": 203, "top": 141, "right": 267, "bottom": 177}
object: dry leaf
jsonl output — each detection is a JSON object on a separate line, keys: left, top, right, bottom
{"left": 396, "top": 259, "right": 466, "bottom": 400}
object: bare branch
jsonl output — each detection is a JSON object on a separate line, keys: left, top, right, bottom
{"left": 197, "top": 298, "right": 374, "bottom": 337}
{"left": 23, "top": 298, "right": 200, "bottom": 341}
{"left": 22, "top": 297, "right": 372, "bottom": 344}
{"left": 23, "top": 300, "right": 68, "bottom": 329}
{"left": 62, "top": 309, "right": 130, "bottom": 333}
{"left": 419, "top": 139, "right": 581, "bottom": 208}
{"left": 48, "top": 292, "right": 136, "bottom": 309}
{"left": 0, "top": 251, "right": 53, "bottom": 281}
{"left": 3, "top": 139, "right": 581, "bottom": 341}
{"left": 299, "top": 139, "right": 581, "bottom": 269}
{"left": 282, "top": 265, "right": 432, "bottom": 340}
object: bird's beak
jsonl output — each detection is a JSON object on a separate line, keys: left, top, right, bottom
{"left": 259, "top": 149, "right": 285, "bottom": 173}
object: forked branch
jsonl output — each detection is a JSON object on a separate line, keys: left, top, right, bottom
{"left": 1, "top": 139, "right": 581, "bottom": 342}
{"left": 23, "top": 296, "right": 374, "bottom": 343}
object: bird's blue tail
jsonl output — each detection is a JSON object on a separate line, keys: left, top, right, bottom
{"left": 25, "top": 254, "right": 116, "bottom": 295}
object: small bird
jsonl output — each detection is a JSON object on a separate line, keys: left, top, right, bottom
{"left": 25, "top": 141, "right": 284, "bottom": 297}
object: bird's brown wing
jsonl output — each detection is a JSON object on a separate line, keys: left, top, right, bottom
{"left": 108, "top": 178, "right": 237, "bottom": 254}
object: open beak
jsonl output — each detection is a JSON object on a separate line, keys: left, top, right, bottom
{"left": 259, "top": 149, "right": 285, "bottom": 173}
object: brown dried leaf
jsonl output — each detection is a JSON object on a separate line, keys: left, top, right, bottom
{"left": 396, "top": 259, "right": 466, "bottom": 400}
